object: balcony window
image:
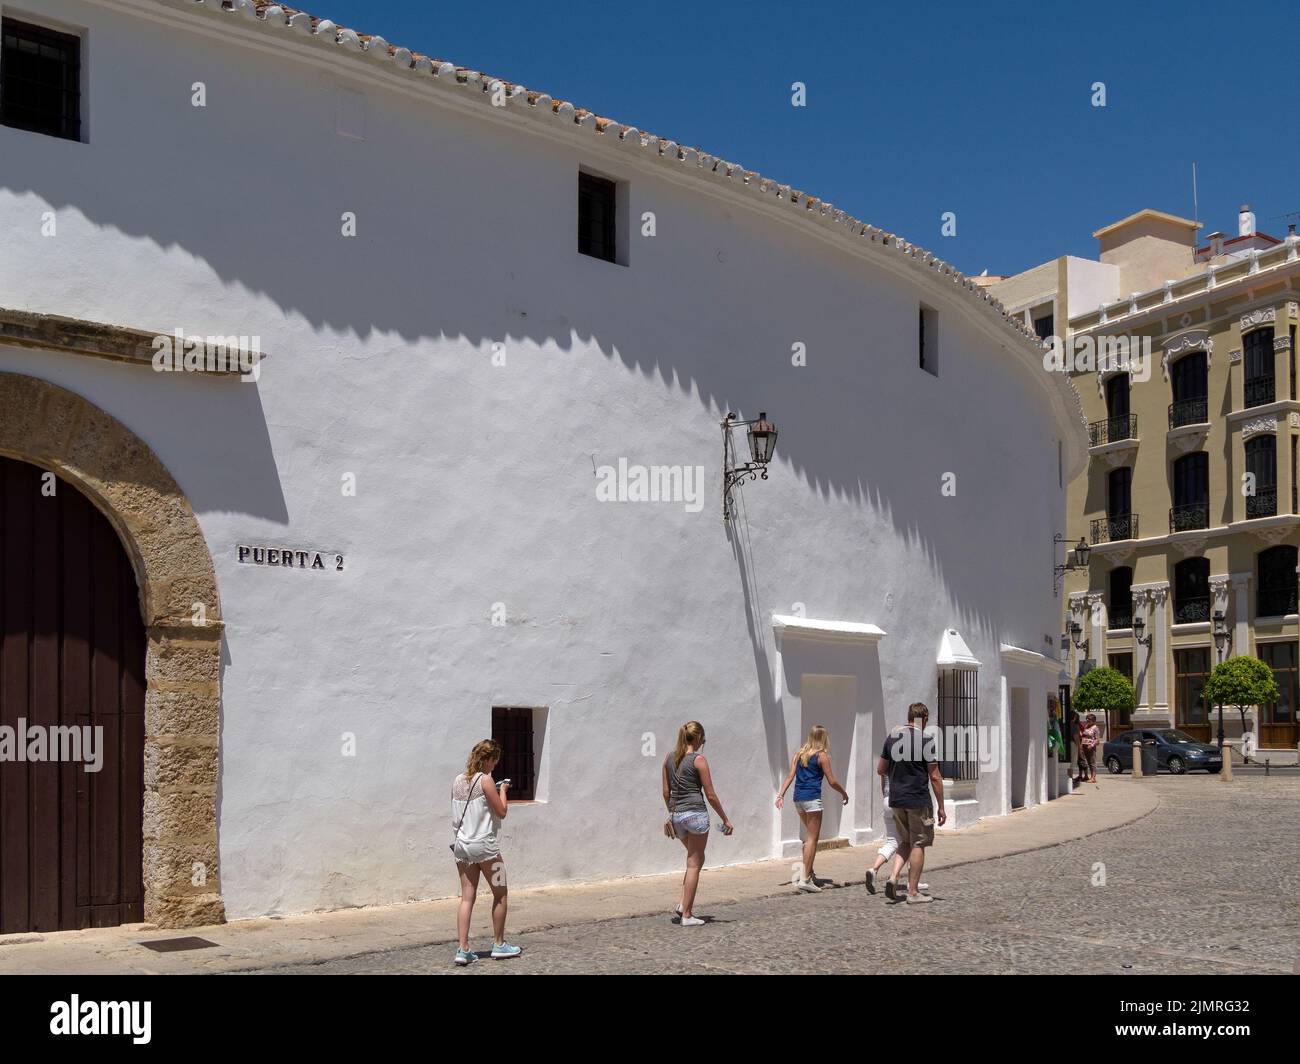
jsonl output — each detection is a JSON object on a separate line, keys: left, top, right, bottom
{"left": 1107, "top": 567, "right": 1133, "bottom": 629}
{"left": 1169, "top": 452, "right": 1209, "bottom": 532}
{"left": 1243, "top": 326, "right": 1275, "bottom": 409}
{"left": 1245, "top": 434, "right": 1277, "bottom": 519}
{"left": 1168, "top": 351, "right": 1208, "bottom": 428}
{"left": 1257, "top": 545, "right": 1298, "bottom": 618}
{"left": 1173, "top": 557, "right": 1210, "bottom": 624}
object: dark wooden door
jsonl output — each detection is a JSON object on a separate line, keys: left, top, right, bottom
{"left": 1, "top": 455, "right": 144, "bottom": 932}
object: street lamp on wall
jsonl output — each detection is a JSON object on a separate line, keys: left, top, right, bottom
{"left": 1068, "top": 619, "right": 1090, "bottom": 660}
{"left": 1132, "top": 614, "right": 1153, "bottom": 648}
{"left": 1053, "top": 534, "right": 1090, "bottom": 596}
{"left": 722, "top": 411, "right": 778, "bottom": 523}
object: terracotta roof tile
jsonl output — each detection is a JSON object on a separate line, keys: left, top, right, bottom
{"left": 179, "top": 0, "right": 1083, "bottom": 434}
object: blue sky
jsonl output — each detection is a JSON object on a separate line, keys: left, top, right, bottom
{"left": 316, "top": 0, "right": 1298, "bottom": 276}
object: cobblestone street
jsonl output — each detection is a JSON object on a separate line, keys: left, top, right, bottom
{"left": 250, "top": 776, "right": 1300, "bottom": 975}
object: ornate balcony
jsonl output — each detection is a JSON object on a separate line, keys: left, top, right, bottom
{"left": 1169, "top": 502, "right": 1209, "bottom": 533}
{"left": 1090, "top": 513, "right": 1138, "bottom": 544}
{"left": 1246, "top": 487, "right": 1278, "bottom": 520}
{"left": 1168, "top": 397, "right": 1208, "bottom": 429}
{"left": 1173, "top": 595, "right": 1210, "bottom": 624}
{"left": 1088, "top": 414, "right": 1138, "bottom": 447}
{"left": 1244, "top": 375, "right": 1275, "bottom": 409}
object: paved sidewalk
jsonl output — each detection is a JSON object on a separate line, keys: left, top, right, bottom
{"left": 0, "top": 776, "right": 1155, "bottom": 974}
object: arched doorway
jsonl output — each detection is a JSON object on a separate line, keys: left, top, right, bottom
{"left": 0, "top": 372, "right": 224, "bottom": 928}
{"left": 1, "top": 456, "right": 145, "bottom": 931}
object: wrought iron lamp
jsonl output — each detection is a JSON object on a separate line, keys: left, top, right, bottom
{"left": 1132, "top": 614, "right": 1153, "bottom": 648}
{"left": 722, "top": 410, "right": 778, "bottom": 522}
{"left": 1053, "top": 534, "right": 1090, "bottom": 596}
{"left": 1068, "top": 619, "right": 1090, "bottom": 661}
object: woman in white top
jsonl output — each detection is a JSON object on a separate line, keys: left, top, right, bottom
{"left": 451, "top": 739, "right": 521, "bottom": 966}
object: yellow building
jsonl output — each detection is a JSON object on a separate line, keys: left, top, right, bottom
{"left": 1056, "top": 208, "right": 1300, "bottom": 759}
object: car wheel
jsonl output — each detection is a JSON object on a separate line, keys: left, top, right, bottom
{"left": 1105, "top": 755, "right": 1122, "bottom": 774}
{"left": 1168, "top": 755, "right": 1186, "bottom": 775}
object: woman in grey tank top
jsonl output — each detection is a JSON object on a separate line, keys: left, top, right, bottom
{"left": 661, "top": 721, "right": 732, "bottom": 926}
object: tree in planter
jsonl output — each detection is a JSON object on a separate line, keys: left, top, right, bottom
{"left": 1202, "top": 656, "right": 1278, "bottom": 762}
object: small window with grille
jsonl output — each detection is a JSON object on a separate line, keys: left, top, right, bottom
{"left": 491, "top": 706, "right": 541, "bottom": 801}
{"left": 578, "top": 171, "right": 619, "bottom": 263}
{"left": 1, "top": 18, "right": 82, "bottom": 142}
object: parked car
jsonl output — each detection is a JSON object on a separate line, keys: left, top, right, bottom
{"left": 1103, "top": 729, "right": 1223, "bottom": 775}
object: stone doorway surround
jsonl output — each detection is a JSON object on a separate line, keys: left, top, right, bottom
{"left": 0, "top": 371, "right": 224, "bottom": 928}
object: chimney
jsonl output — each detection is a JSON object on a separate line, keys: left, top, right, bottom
{"left": 1208, "top": 231, "right": 1224, "bottom": 257}
{"left": 1239, "top": 203, "right": 1256, "bottom": 237}
{"left": 1290, "top": 223, "right": 1296, "bottom": 238}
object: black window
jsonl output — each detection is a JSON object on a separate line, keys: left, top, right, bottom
{"left": 1104, "top": 373, "right": 1132, "bottom": 441}
{"left": 578, "top": 172, "right": 617, "bottom": 263}
{"left": 1257, "top": 544, "right": 1298, "bottom": 618}
{"left": 1173, "top": 557, "right": 1210, "bottom": 623}
{"left": 919, "top": 305, "right": 938, "bottom": 376}
{"left": 1033, "top": 313, "right": 1054, "bottom": 340}
{"left": 1243, "top": 326, "right": 1275, "bottom": 408}
{"left": 491, "top": 706, "right": 537, "bottom": 801}
{"left": 1245, "top": 435, "right": 1277, "bottom": 518}
{"left": 0, "top": 18, "right": 81, "bottom": 141}
{"left": 1107, "top": 568, "right": 1132, "bottom": 629}
{"left": 1169, "top": 351, "right": 1208, "bottom": 428}
{"left": 1170, "top": 452, "right": 1209, "bottom": 532}
{"left": 1107, "top": 467, "right": 1131, "bottom": 519}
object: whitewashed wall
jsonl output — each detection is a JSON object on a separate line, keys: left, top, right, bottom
{"left": 0, "top": 0, "right": 1081, "bottom": 917}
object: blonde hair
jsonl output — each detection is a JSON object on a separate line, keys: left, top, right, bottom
{"left": 466, "top": 739, "right": 502, "bottom": 776}
{"left": 673, "top": 721, "right": 705, "bottom": 769}
{"left": 798, "top": 724, "right": 830, "bottom": 767}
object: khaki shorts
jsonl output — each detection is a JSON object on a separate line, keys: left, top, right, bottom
{"left": 892, "top": 806, "right": 935, "bottom": 849}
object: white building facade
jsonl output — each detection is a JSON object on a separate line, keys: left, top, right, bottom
{"left": 0, "top": 0, "right": 1086, "bottom": 928}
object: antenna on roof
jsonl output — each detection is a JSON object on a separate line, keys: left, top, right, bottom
{"left": 1191, "top": 161, "right": 1198, "bottom": 225}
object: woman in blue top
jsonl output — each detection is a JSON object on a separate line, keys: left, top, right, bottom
{"left": 775, "top": 725, "right": 849, "bottom": 892}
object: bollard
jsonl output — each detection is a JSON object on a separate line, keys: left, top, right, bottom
{"left": 1220, "top": 740, "right": 1233, "bottom": 782}
{"left": 1132, "top": 740, "right": 1142, "bottom": 778}
{"left": 1265, "top": 759, "right": 1271, "bottom": 777}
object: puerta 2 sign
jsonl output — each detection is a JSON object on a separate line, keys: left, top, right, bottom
{"left": 237, "top": 545, "right": 345, "bottom": 571}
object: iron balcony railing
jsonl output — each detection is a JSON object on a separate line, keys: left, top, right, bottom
{"left": 1168, "top": 397, "right": 1208, "bottom": 429}
{"left": 1258, "top": 586, "right": 1298, "bottom": 618}
{"left": 1244, "top": 375, "right": 1276, "bottom": 409}
{"left": 1169, "top": 502, "right": 1209, "bottom": 533}
{"left": 1246, "top": 487, "right": 1278, "bottom": 520}
{"left": 1090, "top": 513, "right": 1138, "bottom": 544}
{"left": 1088, "top": 414, "right": 1138, "bottom": 447}
{"left": 1174, "top": 595, "right": 1210, "bottom": 624}
{"left": 1107, "top": 609, "right": 1133, "bottom": 631}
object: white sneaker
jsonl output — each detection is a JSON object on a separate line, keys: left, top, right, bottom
{"left": 680, "top": 915, "right": 705, "bottom": 926}
{"left": 797, "top": 878, "right": 822, "bottom": 893}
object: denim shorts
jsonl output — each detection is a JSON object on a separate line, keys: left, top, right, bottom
{"left": 671, "top": 810, "right": 710, "bottom": 837}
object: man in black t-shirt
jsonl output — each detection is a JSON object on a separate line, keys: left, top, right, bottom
{"left": 875, "top": 702, "right": 946, "bottom": 903}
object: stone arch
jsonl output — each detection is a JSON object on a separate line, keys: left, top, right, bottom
{"left": 0, "top": 372, "right": 223, "bottom": 928}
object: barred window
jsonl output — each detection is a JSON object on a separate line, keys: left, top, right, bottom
{"left": 1, "top": 18, "right": 81, "bottom": 142}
